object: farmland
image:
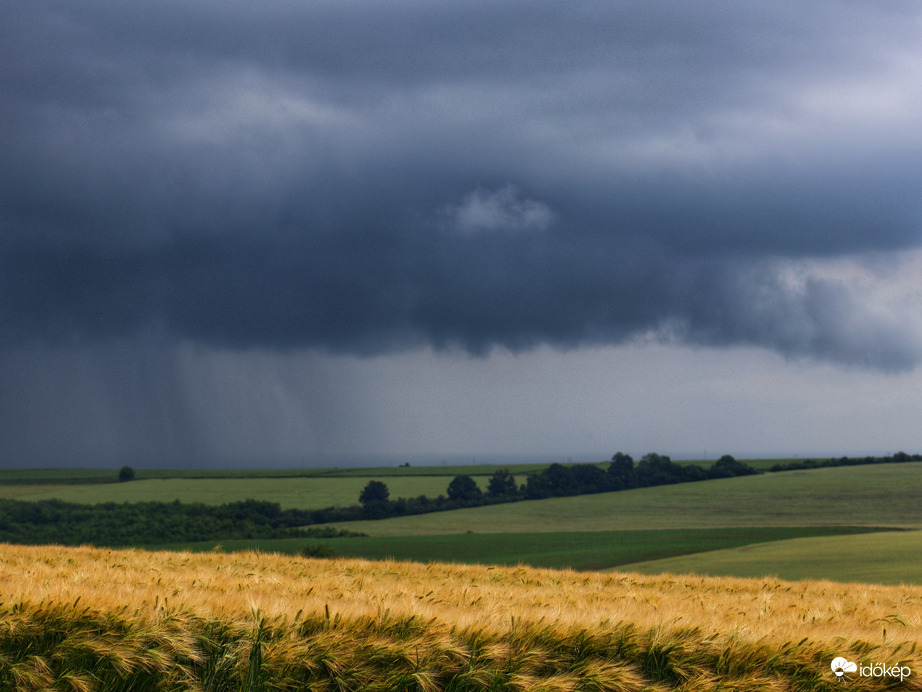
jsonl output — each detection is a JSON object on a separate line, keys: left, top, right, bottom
{"left": 0, "top": 456, "right": 787, "bottom": 505}
{"left": 137, "top": 462, "right": 922, "bottom": 584}
{"left": 1, "top": 543, "right": 920, "bottom": 691}
{"left": 1, "top": 460, "right": 921, "bottom": 688}
{"left": 624, "top": 529, "right": 922, "bottom": 585}
{"left": 0, "top": 475, "right": 477, "bottom": 508}
{"left": 323, "top": 462, "right": 922, "bottom": 535}
{"left": 154, "top": 526, "right": 881, "bottom": 571}
{"left": 0, "top": 457, "right": 785, "bottom": 486}
{"left": 0, "top": 461, "right": 920, "bottom": 583}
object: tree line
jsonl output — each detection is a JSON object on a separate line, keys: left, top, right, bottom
{"left": 768, "top": 451, "right": 921, "bottom": 472}
{"left": 0, "top": 452, "right": 916, "bottom": 547}
{"left": 346, "top": 453, "right": 760, "bottom": 522}
{"left": 347, "top": 450, "right": 921, "bottom": 522}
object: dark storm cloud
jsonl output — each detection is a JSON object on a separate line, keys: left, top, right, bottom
{"left": 3, "top": 1, "right": 922, "bottom": 368}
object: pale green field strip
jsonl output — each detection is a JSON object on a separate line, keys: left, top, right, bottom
{"left": 0, "top": 476, "right": 485, "bottom": 508}
{"left": 330, "top": 463, "right": 922, "bottom": 536}
{"left": 621, "top": 530, "right": 922, "bottom": 585}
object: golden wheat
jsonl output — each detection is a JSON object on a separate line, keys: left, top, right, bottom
{"left": 1, "top": 543, "right": 920, "bottom": 690}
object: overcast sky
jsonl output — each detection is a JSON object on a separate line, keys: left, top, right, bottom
{"left": 3, "top": 1, "right": 922, "bottom": 467}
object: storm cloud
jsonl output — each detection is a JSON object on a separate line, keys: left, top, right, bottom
{"left": 3, "top": 0, "right": 922, "bottom": 369}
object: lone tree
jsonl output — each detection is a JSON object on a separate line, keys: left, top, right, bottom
{"left": 359, "top": 480, "right": 389, "bottom": 505}
{"left": 118, "top": 465, "right": 135, "bottom": 482}
{"left": 447, "top": 475, "right": 482, "bottom": 502}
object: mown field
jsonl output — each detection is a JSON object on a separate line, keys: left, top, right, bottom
{"left": 1, "top": 544, "right": 920, "bottom": 691}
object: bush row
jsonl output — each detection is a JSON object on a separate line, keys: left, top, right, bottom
{"left": 0, "top": 498, "right": 362, "bottom": 547}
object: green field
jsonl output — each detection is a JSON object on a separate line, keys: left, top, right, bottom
{"left": 0, "top": 456, "right": 785, "bottom": 485}
{"left": 0, "top": 457, "right": 784, "bottom": 507}
{"left": 1, "top": 460, "right": 918, "bottom": 584}
{"left": 0, "top": 475, "right": 487, "bottom": 508}
{"left": 325, "top": 463, "right": 922, "bottom": 536}
{"left": 0, "top": 463, "right": 538, "bottom": 484}
{"left": 622, "top": 530, "right": 922, "bottom": 585}
{"left": 152, "top": 526, "right": 884, "bottom": 571}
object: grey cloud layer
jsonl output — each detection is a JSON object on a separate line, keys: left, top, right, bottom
{"left": 3, "top": 1, "right": 922, "bottom": 367}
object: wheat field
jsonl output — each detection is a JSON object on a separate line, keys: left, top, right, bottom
{"left": 1, "top": 543, "right": 920, "bottom": 690}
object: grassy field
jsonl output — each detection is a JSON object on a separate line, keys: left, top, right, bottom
{"left": 0, "top": 456, "right": 786, "bottom": 485}
{"left": 151, "top": 526, "right": 883, "bottom": 571}
{"left": 0, "top": 475, "right": 486, "bottom": 508}
{"left": 0, "top": 463, "right": 542, "bottom": 484}
{"left": 1, "top": 462, "right": 920, "bottom": 688}
{"left": 1, "top": 544, "right": 920, "bottom": 691}
{"left": 0, "top": 458, "right": 784, "bottom": 507}
{"left": 2, "top": 461, "right": 917, "bottom": 584}
{"left": 622, "top": 529, "right": 922, "bottom": 585}
{"left": 326, "top": 463, "right": 922, "bottom": 536}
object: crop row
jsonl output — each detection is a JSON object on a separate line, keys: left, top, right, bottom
{"left": 4, "top": 600, "right": 920, "bottom": 691}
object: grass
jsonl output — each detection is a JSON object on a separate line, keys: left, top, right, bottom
{"left": 0, "top": 468, "right": 122, "bottom": 485}
{"left": 0, "top": 458, "right": 791, "bottom": 507}
{"left": 3, "top": 461, "right": 917, "bottom": 585}
{"left": 0, "top": 475, "right": 488, "bottom": 508}
{"left": 0, "top": 463, "right": 538, "bottom": 485}
{"left": 152, "top": 526, "right": 887, "bottom": 572}
{"left": 623, "top": 529, "right": 922, "bottom": 585}
{"left": 328, "top": 463, "right": 922, "bottom": 536}
{"left": 0, "top": 456, "right": 790, "bottom": 485}
{"left": 2, "top": 544, "right": 922, "bottom": 691}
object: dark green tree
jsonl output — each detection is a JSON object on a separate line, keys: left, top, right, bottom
{"left": 571, "top": 464, "right": 607, "bottom": 493}
{"left": 634, "top": 453, "right": 684, "bottom": 487}
{"left": 447, "top": 475, "right": 482, "bottom": 502}
{"left": 487, "top": 468, "right": 517, "bottom": 497}
{"left": 358, "top": 480, "right": 391, "bottom": 519}
{"left": 522, "top": 473, "right": 551, "bottom": 499}
{"left": 680, "top": 463, "right": 710, "bottom": 482}
{"left": 544, "top": 463, "right": 577, "bottom": 496}
{"left": 709, "top": 455, "right": 758, "bottom": 478}
{"left": 359, "top": 480, "right": 389, "bottom": 505}
{"left": 118, "top": 465, "right": 135, "bottom": 482}
{"left": 607, "top": 453, "right": 634, "bottom": 490}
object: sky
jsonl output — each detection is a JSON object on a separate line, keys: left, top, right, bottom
{"left": 2, "top": 1, "right": 922, "bottom": 467}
